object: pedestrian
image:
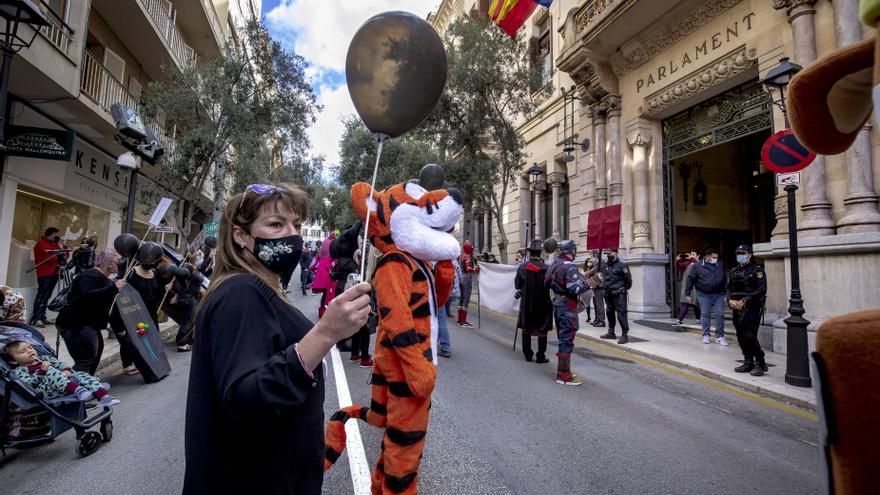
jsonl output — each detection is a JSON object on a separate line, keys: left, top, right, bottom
{"left": 331, "top": 222, "right": 371, "bottom": 365}
{"left": 728, "top": 244, "right": 768, "bottom": 376}
{"left": 514, "top": 250, "right": 524, "bottom": 266}
{"left": 197, "top": 245, "right": 214, "bottom": 278}
{"left": 298, "top": 245, "right": 313, "bottom": 296}
{"left": 183, "top": 182, "right": 370, "bottom": 494}
{"left": 56, "top": 248, "right": 126, "bottom": 375}
{"left": 457, "top": 240, "right": 479, "bottom": 327}
{"left": 163, "top": 264, "right": 203, "bottom": 352}
{"left": 673, "top": 251, "right": 701, "bottom": 326}
{"left": 29, "top": 227, "right": 65, "bottom": 328}
{"left": 580, "top": 259, "right": 593, "bottom": 323}
{"left": 69, "top": 235, "right": 97, "bottom": 275}
{"left": 546, "top": 240, "right": 589, "bottom": 385}
{"left": 488, "top": 253, "right": 499, "bottom": 264}
{"left": 515, "top": 240, "right": 553, "bottom": 363}
{"left": 600, "top": 248, "right": 633, "bottom": 344}
{"left": 586, "top": 250, "right": 606, "bottom": 328}
{"left": 685, "top": 247, "right": 728, "bottom": 346}
{"left": 437, "top": 260, "right": 461, "bottom": 358}
{"left": 311, "top": 235, "right": 337, "bottom": 318}
{"left": 1, "top": 285, "right": 27, "bottom": 322}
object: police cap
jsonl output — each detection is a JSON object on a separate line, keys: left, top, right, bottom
{"left": 735, "top": 244, "right": 753, "bottom": 254}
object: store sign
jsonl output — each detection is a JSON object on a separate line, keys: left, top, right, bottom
{"left": 635, "top": 12, "right": 756, "bottom": 93}
{"left": 5, "top": 125, "right": 75, "bottom": 161}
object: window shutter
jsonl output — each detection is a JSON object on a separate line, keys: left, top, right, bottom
{"left": 129, "top": 77, "right": 142, "bottom": 100}
{"left": 528, "top": 36, "right": 538, "bottom": 66}
{"left": 103, "top": 47, "right": 125, "bottom": 83}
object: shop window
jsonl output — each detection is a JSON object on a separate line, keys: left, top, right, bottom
{"left": 11, "top": 185, "right": 111, "bottom": 252}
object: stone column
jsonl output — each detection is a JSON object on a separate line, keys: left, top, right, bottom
{"left": 628, "top": 131, "right": 653, "bottom": 252}
{"left": 519, "top": 176, "right": 531, "bottom": 246}
{"left": 833, "top": 0, "right": 880, "bottom": 233}
{"left": 774, "top": 0, "right": 836, "bottom": 236}
{"left": 591, "top": 104, "right": 608, "bottom": 208}
{"left": 473, "top": 208, "right": 481, "bottom": 252}
{"left": 548, "top": 173, "right": 564, "bottom": 239}
{"left": 484, "top": 210, "right": 491, "bottom": 253}
{"left": 605, "top": 95, "right": 623, "bottom": 205}
{"left": 532, "top": 178, "right": 546, "bottom": 240}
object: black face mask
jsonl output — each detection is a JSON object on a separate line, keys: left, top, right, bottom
{"left": 607, "top": 255, "right": 617, "bottom": 263}
{"left": 251, "top": 234, "right": 303, "bottom": 275}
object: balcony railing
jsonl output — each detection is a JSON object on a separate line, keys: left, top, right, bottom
{"left": 204, "top": 0, "right": 226, "bottom": 46}
{"left": 139, "top": 0, "right": 197, "bottom": 66}
{"left": 37, "top": 1, "right": 75, "bottom": 58}
{"left": 80, "top": 49, "right": 178, "bottom": 160}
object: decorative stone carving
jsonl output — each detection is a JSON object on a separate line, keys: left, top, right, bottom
{"left": 627, "top": 132, "right": 651, "bottom": 149}
{"left": 611, "top": 0, "right": 741, "bottom": 75}
{"left": 642, "top": 46, "right": 756, "bottom": 117}
{"left": 632, "top": 222, "right": 649, "bottom": 235}
{"left": 547, "top": 172, "right": 567, "bottom": 185}
{"left": 772, "top": 0, "right": 817, "bottom": 17}
{"left": 575, "top": 0, "right": 629, "bottom": 33}
{"left": 588, "top": 101, "right": 609, "bottom": 122}
{"left": 609, "top": 183, "right": 623, "bottom": 196}
{"left": 531, "top": 83, "right": 554, "bottom": 106}
{"left": 603, "top": 94, "right": 621, "bottom": 116}
{"left": 533, "top": 5, "right": 550, "bottom": 25}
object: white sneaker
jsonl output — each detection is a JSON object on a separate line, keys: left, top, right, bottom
{"left": 716, "top": 337, "right": 730, "bottom": 346}
{"left": 702, "top": 335, "right": 711, "bottom": 344}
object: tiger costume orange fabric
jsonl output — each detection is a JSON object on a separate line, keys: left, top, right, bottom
{"left": 324, "top": 179, "right": 462, "bottom": 494}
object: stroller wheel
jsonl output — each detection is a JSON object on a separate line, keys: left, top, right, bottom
{"left": 100, "top": 420, "right": 113, "bottom": 442}
{"left": 77, "top": 431, "right": 101, "bottom": 457}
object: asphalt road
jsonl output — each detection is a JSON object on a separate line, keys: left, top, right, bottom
{"left": 2, "top": 268, "right": 821, "bottom": 494}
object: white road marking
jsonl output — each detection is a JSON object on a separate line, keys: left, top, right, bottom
{"left": 330, "top": 346, "right": 372, "bottom": 495}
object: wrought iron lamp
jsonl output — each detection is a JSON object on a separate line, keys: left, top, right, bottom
{"left": 560, "top": 85, "right": 588, "bottom": 163}
{"left": 761, "top": 56, "right": 811, "bottom": 388}
{"left": 0, "top": 1, "right": 48, "bottom": 153}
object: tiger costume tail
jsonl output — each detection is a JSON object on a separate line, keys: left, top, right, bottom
{"left": 324, "top": 404, "right": 387, "bottom": 470}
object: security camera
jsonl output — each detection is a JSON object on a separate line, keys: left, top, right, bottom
{"left": 117, "top": 151, "right": 141, "bottom": 170}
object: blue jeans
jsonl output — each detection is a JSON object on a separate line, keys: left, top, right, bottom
{"left": 697, "top": 292, "right": 725, "bottom": 338}
{"left": 437, "top": 299, "right": 453, "bottom": 352}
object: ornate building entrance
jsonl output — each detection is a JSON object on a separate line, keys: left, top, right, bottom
{"left": 661, "top": 81, "right": 774, "bottom": 311}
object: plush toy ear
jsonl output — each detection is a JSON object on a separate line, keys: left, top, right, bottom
{"left": 788, "top": 37, "right": 874, "bottom": 156}
{"left": 350, "top": 182, "right": 377, "bottom": 223}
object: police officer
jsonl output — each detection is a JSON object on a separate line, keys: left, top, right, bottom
{"left": 727, "top": 244, "right": 768, "bottom": 376}
{"left": 546, "top": 240, "right": 590, "bottom": 386}
{"left": 601, "top": 248, "right": 633, "bottom": 344}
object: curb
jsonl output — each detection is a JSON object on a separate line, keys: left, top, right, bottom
{"left": 576, "top": 332, "right": 817, "bottom": 413}
{"left": 95, "top": 323, "right": 179, "bottom": 374}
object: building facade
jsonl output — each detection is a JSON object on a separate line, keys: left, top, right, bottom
{"left": 433, "top": 0, "right": 880, "bottom": 354}
{"left": 0, "top": 0, "right": 247, "bottom": 302}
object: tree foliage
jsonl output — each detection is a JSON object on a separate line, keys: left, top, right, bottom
{"left": 419, "top": 14, "right": 542, "bottom": 262}
{"left": 143, "top": 20, "right": 318, "bottom": 238}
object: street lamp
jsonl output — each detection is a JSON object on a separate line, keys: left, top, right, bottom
{"left": 0, "top": 1, "right": 49, "bottom": 153}
{"left": 561, "top": 85, "right": 589, "bottom": 163}
{"left": 527, "top": 163, "right": 543, "bottom": 240}
{"left": 761, "top": 56, "right": 811, "bottom": 388}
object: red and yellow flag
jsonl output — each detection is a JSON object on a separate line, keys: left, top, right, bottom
{"left": 487, "top": 0, "right": 553, "bottom": 37}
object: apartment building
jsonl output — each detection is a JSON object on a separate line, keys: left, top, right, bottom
{"left": 0, "top": 0, "right": 257, "bottom": 298}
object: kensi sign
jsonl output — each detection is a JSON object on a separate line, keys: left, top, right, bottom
{"left": 636, "top": 12, "right": 756, "bottom": 94}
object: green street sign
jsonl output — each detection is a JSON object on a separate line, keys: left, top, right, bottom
{"left": 5, "top": 125, "right": 75, "bottom": 161}
{"left": 204, "top": 221, "right": 219, "bottom": 237}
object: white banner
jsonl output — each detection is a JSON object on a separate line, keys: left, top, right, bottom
{"left": 478, "top": 263, "right": 520, "bottom": 316}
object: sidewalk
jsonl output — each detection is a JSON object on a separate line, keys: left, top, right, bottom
{"left": 575, "top": 320, "right": 817, "bottom": 411}
{"left": 37, "top": 321, "right": 179, "bottom": 374}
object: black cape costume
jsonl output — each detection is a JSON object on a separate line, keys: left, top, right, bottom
{"left": 515, "top": 258, "right": 553, "bottom": 336}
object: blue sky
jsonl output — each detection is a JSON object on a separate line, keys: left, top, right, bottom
{"left": 261, "top": 0, "right": 439, "bottom": 166}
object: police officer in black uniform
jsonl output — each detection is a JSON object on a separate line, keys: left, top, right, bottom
{"left": 601, "top": 248, "right": 633, "bottom": 344}
{"left": 727, "top": 244, "right": 768, "bottom": 376}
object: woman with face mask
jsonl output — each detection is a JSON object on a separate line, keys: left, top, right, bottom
{"left": 56, "top": 248, "right": 127, "bottom": 375}
{"left": 182, "top": 183, "right": 371, "bottom": 494}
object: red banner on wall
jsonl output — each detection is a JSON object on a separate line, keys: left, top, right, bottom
{"left": 586, "top": 204, "right": 622, "bottom": 250}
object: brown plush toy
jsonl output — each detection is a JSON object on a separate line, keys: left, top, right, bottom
{"left": 811, "top": 309, "right": 880, "bottom": 494}
{"left": 787, "top": 0, "right": 880, "bottom": 155}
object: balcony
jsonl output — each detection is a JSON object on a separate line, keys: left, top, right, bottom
{"left": 91, "top": 0, "right": 196, "bottom": 81}
{"left": 173, "top": 0, "right": 225, "bottom": 58}
{"left": 36, "top": 1, "right": 76, "bottom": 59}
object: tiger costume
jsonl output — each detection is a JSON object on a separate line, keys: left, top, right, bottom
{"left": 324, "top": 179, "right": 463, "bottom": 494}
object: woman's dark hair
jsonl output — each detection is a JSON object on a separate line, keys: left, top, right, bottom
{"left": 703, "top": 247, "right": 719, "bottom": 257}
{"left": 44, "top": 227, "right": 59, "bottom": 237}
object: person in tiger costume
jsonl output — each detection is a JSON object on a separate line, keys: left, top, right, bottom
{"left": 324, "top": 171, "right": 463, "bottom": 494}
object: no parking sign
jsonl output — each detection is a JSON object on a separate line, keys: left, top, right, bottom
{"left": 761, "top": 129, "right": 816, "bottom": 173}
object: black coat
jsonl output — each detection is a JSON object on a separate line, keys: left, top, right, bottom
{"left": 515, "top": 258, "right": 553, "bottom": 336}
{"left": 685, "top": 261, "right": 726, "bottom": 296}
{"left": 602, "top": 258, "right": 633, "bottom": 294}
{"left": 183, "top": 273, "right": 324, "bottom": 494}
{"left": 56, "top": 269, "right": 117, "bottom": 330}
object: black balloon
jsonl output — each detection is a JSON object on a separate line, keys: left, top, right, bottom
{"left": 174, "top": 266, "right": 191, "bottom": 281}
{"left": 419, "top": 164, "right": 445, "bottom": 191}
{"left": 157, "top": 263, "right": 177, "bottom": 280}
{"left": 136, "top": 241, "right": 164, "bottom": 265}
{"left": 543, "top": 238, "right": 558, "bottom": 254}
{"left": 204, "top": 236, "right": 217, "bottom": 249}
{"left": 113, "top": 234, "right": 140, "bottom": 259}
{"left": 346, "top": 11, "right": 447, "bottom": 139}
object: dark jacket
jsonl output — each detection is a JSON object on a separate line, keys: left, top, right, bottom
{"left": 685, "top": 261, "right": 726, "bottom": 296}
{"left": 726, "top": 261, "right": 767, "bottom": 310}
{"left": 331, "top": 257, "right": 358, "bottom": 295}
{"left": 56, "top": 268, "right": 118, "bottom": 330}
{"left": 602, "top": 258, "right": 632, "bottom": 293}
{"left": 184, "top": 273, "right": 323, "bottom": 494}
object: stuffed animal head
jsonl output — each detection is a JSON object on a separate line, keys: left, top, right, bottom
{"left": 329, "top": 221, "right": 361, "bottom": 260}
{"left": 351, "top": 178, "right": 462, "bottom": 261}
{"left": 788, "top": 0, "right": 880, "bottom": 155}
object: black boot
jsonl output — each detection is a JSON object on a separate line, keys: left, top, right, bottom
{"left": 751, "top": 355, "right": 768, "bottom": 376}
{"left": 535, "top": 337, "right": 549, "bottom": 363}
{"left": 617, "top": 332, "right": 629, "bottom": 344}
{"left": 600, "top": 329, "right": 617, "bottom": 339}
{"left": 735, "top": 357, "right": 755, "bottom": 373}
{"left": 586, "top": 307, "right": 592, "bottom": 323}
{"left": 522, "top": 333, "right": 533, "bottom": 362}
{"left": 592, "top": 320, "right": 606, "bottom": 327}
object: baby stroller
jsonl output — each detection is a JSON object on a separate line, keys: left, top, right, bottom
{"left": 0, "top": 321, "right": 113, "bottom": 458}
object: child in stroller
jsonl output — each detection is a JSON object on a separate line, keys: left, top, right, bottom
{"left": 1, "top": 321, "right": 114, "bottom": 458}
{"left": 4, "top": 341, "right": 120, "bottom": 408}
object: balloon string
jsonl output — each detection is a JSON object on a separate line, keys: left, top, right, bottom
{"left": 359, "top": 134, "right": 388, "bottom": 282}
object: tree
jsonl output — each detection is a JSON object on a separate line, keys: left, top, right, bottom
{"left": 419, "top": 14, "right": 542, "bottom": 263}
{"left": 143, "top": 20, "right": 318, "bottom": 241}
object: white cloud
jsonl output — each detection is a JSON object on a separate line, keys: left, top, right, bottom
{"left": 266, "top": 0, "right": 440, "bottom": 167}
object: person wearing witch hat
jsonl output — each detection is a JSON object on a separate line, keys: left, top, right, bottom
{"left": 546, "top": 240, "right": 590, "bottom": 385}
{"left": 515, "top": 240, "right": 553, "bottom": 363}
{"left": 457, "top": 240, "right": 479, "bottom": 327}
{"left": 727, "top": 244, "right": 768, "bottom": 376}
